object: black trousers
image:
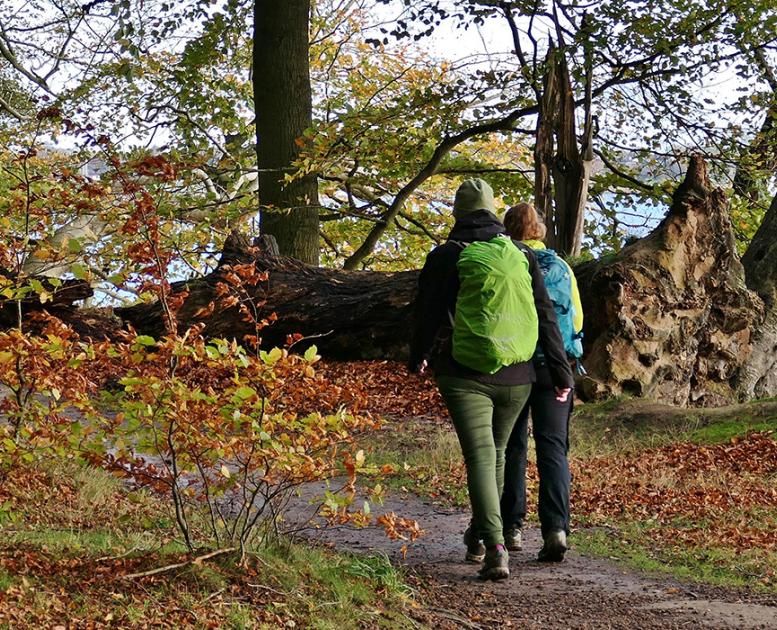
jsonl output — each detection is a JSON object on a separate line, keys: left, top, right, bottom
{"left": 500, "top": 363, "right": 573, "bottom": 536}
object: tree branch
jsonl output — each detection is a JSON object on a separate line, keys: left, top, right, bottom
{"left": 0, "top": 94, "right": 24, "bottom": 119}
{"left": 594, "top": 148, "right": 660, "bottom": 193}
{"left": 341, "top": 103, "right": 538, "bottom": 269}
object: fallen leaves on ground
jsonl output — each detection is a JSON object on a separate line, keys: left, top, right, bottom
{"left": 0, "top": 464, "right": 166, "bottom": 532}
{"left": 317, "top": 360, "right": 447, "bottom": 419}
{"left": 572, "top": 431, "right": 777, "bottom": 582}
{"left": 0, "top": 546, "right": 297, "bottom": 629}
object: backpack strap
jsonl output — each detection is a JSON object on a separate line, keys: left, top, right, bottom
{"left": 446, "top": 240, "right": 467, "bottom": 326}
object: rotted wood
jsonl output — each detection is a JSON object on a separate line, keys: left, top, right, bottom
{"left": 573, "top": 154, "right": 763, "bottom": 407}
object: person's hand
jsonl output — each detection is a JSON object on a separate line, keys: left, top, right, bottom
{"left": 554, "top": 387, "right": 571, "bottom": 402}
{"left": 418, "top": 359, "right": 428, "bottom": 374}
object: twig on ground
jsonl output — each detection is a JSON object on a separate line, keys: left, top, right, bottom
{"left": 248, "top": 583, "right": 290, "bottom": 597}
{"left": 426, "top": 606, "right": 483, "bottom": 630}
{"left": 204, "top": 587, "right": 227, "bottom": 602}
{"left": 122, "top": 547, "right": 236, "bottom": 579}
{"left": 95, "top": 544, "right": 144, "bottom": 562}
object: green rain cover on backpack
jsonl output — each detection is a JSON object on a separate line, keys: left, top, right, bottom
{"left": 452, "top": 236, "right": 539, "bottom": 374}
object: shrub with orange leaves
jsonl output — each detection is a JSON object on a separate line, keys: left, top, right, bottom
{"left": 71, "top": 327, "right": 381, "bottom": 555}
{"left": 0, "top": 316, "right": 106, "bottom": 472}
{"left": 0, "top": 120, "right": 421, "bottom": 558}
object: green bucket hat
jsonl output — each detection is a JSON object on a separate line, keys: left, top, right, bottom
{"left": 453, "top": 178, "right": 496, "bottom": 219}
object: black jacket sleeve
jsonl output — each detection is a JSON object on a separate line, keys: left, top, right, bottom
{"left": 408, "top": 245, "right": 458, "bottom": 372}
{"left": 516, "top": 243, "right": 575, "bottom": 389}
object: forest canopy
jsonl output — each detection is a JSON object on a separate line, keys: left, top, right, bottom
{"left": 1, "top": 0, "right": 774, "bottom": 291}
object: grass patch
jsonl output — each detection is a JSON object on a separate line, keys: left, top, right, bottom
{"left": 253, "top": 546, "right": 414, "bottom": 630}
{"left": 3, "top": 529, "right": 177, "bottom": 557}
{"left": 685, "top": 417, "right": 775, "bottom": 444}
{"left": 569, "top": 400, "right": 777, "bottom": 591}
{"left": 0, "top": 567, "right": 14, "bottom": 591}
{"left": 0, "top": 461, "right": 424, "bottom": 629}
{"left": 571, "top": 398, "right": 777, "bottom": 456}
{"left": 364, "top": 418, "right": 468, "bottom": 507}
{"left": 574, "top": 522, "right": 776, "bottom": 591}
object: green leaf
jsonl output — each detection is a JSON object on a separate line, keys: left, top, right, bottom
{"left": 135, "top": 335, "right": 156, "bottom": 346}
{"left": 260, "top": 347, "right": 283, "bottom": 365}
{"left": 68, "top": 238, "right": 82, "bottom": 254}
{"left": 29, "top": 279, "right": 45, "bottom": 294}
{"left": 234, "top": 386, "right": 256, "bottom": 400}
{"left": 71, "top": 263, "right": 87, "bottom": 280}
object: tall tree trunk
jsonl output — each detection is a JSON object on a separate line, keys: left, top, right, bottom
{"left": 253, "top": 0, "right": 320, "bottom": 265}
{"left": 736, "top": 191, "right": 777, "bottom": 398}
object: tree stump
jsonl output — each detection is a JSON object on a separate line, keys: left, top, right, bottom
{"left": 574, "top": 155, "right": 763, "bottom": 406}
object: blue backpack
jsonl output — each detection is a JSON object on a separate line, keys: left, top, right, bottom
{"left": 533, "top": 248, "right": 584, "bottom": 359}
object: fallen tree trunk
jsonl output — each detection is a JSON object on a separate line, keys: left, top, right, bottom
{"left": 117, "top": 234, "right": 418, "bottom": 359}
{"left": 0, "top": 277, "right": 92, "bottom": 329}
{"left": 107, "top": 156, "right": 765, "bottom": 407}
{"left": 574, "top": 155, "right": 763, "bottom": 406}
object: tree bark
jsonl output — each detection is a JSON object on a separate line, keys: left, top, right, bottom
{"left": 534, "top": 48, "right": 558, "bottom": 227}
{"left": 0, "top": 278, "right": 92, "bottom": 325}
{"left": 117, "top": 233, "right": 417, "bottom": 359}
{"left": 574, "top": 155, "right": 763, "bottom": 406}
{"left": 253, "top": 0, "right": 320, "bottom": 265}
{"left": 736, "top": 191, "right": 777, "bottom": 398}
{"left": 535, "top": 44, "right": 593, "bottom": 257}
{"left": 549, "top": 47, "right": 590, "bottom": 257}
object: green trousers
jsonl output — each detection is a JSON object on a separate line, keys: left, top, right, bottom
{"left": 437, "top": 375, "right": 532, "bottom": 547}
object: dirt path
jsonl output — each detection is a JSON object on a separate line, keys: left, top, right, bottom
{"left": 290, "top": 485, "right": 777, "bottom": 629}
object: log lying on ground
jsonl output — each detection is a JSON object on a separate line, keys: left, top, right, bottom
{"left": 574, "top": 155, "right": 763, "bottom": 406}
{"left": 0, "top": 277, "right": 93, "bottom": 329}
{"left": 115, "top": 156, "right": 764, "bottom": 406}
{"left": 117, "top": 234, "right": 418, "bottom": 360}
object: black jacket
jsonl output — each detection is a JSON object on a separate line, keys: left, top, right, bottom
{"left": 408, "top": 210, "right": 574, "bottom": 389}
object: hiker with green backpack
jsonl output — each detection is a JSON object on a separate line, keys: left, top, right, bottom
{"left": 499, "top": 202, "right": 584, "bottom": 563}
{"left": 408, "top": 179, "right": 574, "bottom": 580}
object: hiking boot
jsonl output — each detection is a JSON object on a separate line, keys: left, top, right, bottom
{"left": 504, "top": 526, "right": 522, "bottom": 551}
{"left": 538, "top": 529, "right": 567, "bottom": 562}
{"left": 478, "top": 544, "right": 510, "bottom": 581}
{"left": 463, "top": 524, "right": 485, "bottom": 562}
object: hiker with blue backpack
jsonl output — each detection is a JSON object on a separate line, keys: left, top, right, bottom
{"left": 408, "top": 179, "right": 574, "bottom": 580}
{"left": 499, "top": 202, "right": 584, "bottom": 563}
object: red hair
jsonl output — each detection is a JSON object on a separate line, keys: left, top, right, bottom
{"left": 503, "top": 203, "right": 547, "bottom": 241}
